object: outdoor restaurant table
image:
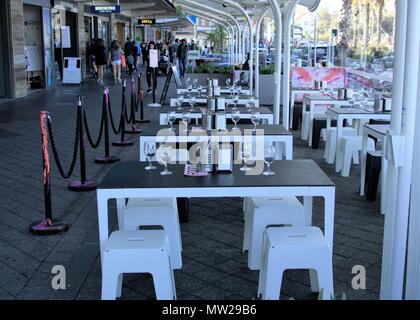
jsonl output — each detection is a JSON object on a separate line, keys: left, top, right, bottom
{"left": 177, "top": 86, "right": 251, "bottom": 96}
{"left": 326, "top": 107, "right": 391, "bottom": 173}
{"left": 159, "top": 106, "right": 274, "bottom": 125}
{"left": 170, "top": 95, "right": 260, "bottom": 108}
{"left": 303, "top": 95, "right": 351, "bottom": 147}
{"left": 139, "top": 124, "right": 293, "bottom": 161}
{"left": 360, "top": 124, "right": 390, "bottom": 215}
{"left": 96, "top": 160, "right": 336, "bottom": 263}
{"left": 290, "top": 88, "right": 339, "bottom": 128}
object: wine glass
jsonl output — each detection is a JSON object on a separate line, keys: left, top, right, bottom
{"left": 231, "top": 109, "right": 241, "bottom": 129}
{"left": 226, "top": 78, "right": 231, "bottom": 87}
{"left": 189, "top": 96, "right": 196, "bottom": 112}
{"left": 187, "top": 84, "right": 193, "bottom": 97}
{"left": 197, "top": 86, "right": 203, "bottom": 97}
{"left": 168, "top": 112, "right": 176, "bottom": 131}
{"left": 182, "top": 112, "right": 191, "bottom": 132}
{"left": 247, "top": 98, "right": 254, "bottom": 112}
{"left": 144, "top": 142, "right": 157, "bottom": 170}
{"left": 193, "top": 78, "right": 198, "bottom": 89}
{"left": 263, "top": 145, "right": 276, "bottom": 176}
{"left": 158, "top": 145, "right": 173, "bottom": 176}
{"left": 232, "top": 95, "right": 240, "bottom": 110}
{"left": 177, "top": 95, "right": 184, "bottom": 110}
{"left": 230, "top": 85, "right": 235, "bottom": 98}
{"left": 251, "top": 111, "right": 260, "bottom": 132}
{"left": 240, "top": 143, "right": 252, "bottom": 172}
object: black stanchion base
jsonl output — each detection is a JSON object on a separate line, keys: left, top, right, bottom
{"left": 95, "top": 155, "right": 120, "bottom": 164}
{"left": 136, "top": 119, "right": 151, "bottom": 123}
{"left": 125, "top": 128, "right": 143, "bottom": 134}
{"left": 30, "top": 220, "right": 69, "bottom": 235}
{"left": 68, "top": 180, "right": 98, "bottom": 191}
{"left": 112, "top": 140, "right": 134, "bottom": 146}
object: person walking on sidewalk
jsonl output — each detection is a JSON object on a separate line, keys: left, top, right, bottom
{"left": 108, "top": 40, "right": 123, "bottom": 84}
{"left": 95, "top": 38, "right": 107, "bottom": 85}
{"left": 145, "top": 41, "right": 158, "bottom": 94}
{"left": 177, "top": 39, "right": 188, "bottom": 78}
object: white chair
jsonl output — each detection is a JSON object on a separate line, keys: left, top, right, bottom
{"left": 338, "top": 136, "right": 376, "bottom": 177}
{"left": 118, "top": 198, "right": 183, "bottom": 269}
{"left": 258, "top": 227, "right": 333, "bottom": 300}
{"left": 243, "top": 197, "right": 306, "bottom": 270}
{"left": 324, "top": 127, "right": 358, "bottom": 164}
{"left": 101, "top": 230, "right": 176, "bottom": 300}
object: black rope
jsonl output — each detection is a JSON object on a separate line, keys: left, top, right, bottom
{"left": 108, "top": 96, "right": 122, "bottom": 135}
{"left": 83, "top": 107, "right": 104, "bottom": 149}
{"left": 47, "top": 114, "right": 79, "bottom": 179}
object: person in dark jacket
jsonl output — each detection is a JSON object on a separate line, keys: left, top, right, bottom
{"left": 177, "top": 39, "right": 188, "bottom": 77}
{"left": 145, "top": 41, "right": 158, "bottom": 94}
{"left": 95, "top": 38, "right": 107, "bottom": 85}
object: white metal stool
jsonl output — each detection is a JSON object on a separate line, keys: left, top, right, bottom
{"left": 339, "top": 136, "right": 376, "bottom": 177}
{"left": 118, "top": 198, "right": 183, "bottom": 269}
{"left": 324, "top": 127, "right": 357, "bottom": 164}
{"left": 101, "top": 230, "right": 176, "bottom": 300}
{"left": 243, "top": 197, "right": 306, "bottom": 270}
{"left": 258, "top": 227, "right": 333, "bottom": 300}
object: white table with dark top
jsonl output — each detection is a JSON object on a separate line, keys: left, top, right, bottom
{"left": 139, "top": 124, "right": 293, "bottom": 162}
{"left": 96, "top": 161, "right": 336, "bottom": 278}
{"left": 326, "top": 107, "right": 391, "bottom": 173}
{"left": 160, "top": 106, "right": 274, "bottom": 125}
{"left": 360, "top": 124, "right": 390, "bottom": 215}
{"left": 170, "top": 95, "right": 260, "bottom": 108}
{"left": 177, "top": 86, "right": 251, "bottom": 96}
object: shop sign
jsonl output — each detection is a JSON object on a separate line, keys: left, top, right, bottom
{"left": 91, "top": 5, "right": 121, "bottom": 14}
{"left": 138, "top": 19, "right": 156, "bottom": 25}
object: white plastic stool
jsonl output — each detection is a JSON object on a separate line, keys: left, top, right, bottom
{"left": 243, "top": 197, "right": 306, "bottom": 270}
{"left": 324, "top": 127, "right": 357, "bottom": 164}
{"left": 338, "top": 136, "right": 376, "bottom": 177}
{"left": 301, "top": 111, "right": 310, "bottom": 141}
{"left": 120, "top": 198, "right": 183, "bottom": 269}
{"left": 101, "top": 230, "right": 176, "bottom": 300}
{"left": 258, "top": 227, "right": 333, "bottom": 300}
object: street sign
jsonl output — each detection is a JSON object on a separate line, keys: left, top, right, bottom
{"left": 90, "top": 5, "right": 121, "bottom": 14}
{"left": 138, "top": 19, "right": 156, "bottom": 25}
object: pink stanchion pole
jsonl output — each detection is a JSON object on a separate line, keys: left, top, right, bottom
{"left": 125, "top": 77, "right": 143, "bottom": 134}
{"left": 30, "top": 112, "right": 69, "bottom": 235}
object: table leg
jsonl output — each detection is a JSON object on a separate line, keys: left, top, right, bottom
{"left": 335, "top": 117, "right": 344, "bottom": 173}
{"left": 360, "top": 132, "right": 368, "bottom": 196}
{"left": 381, "top": 139, "right": 388, "bottom": 215}
{"left": 285, "top": 137, "right": 293, "bottom": 160}
{"left": 308, "top": 102, "right": 314, "bottom": 147}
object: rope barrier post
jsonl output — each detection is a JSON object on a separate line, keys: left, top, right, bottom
{"left": 69, "top": 97, "right": 98, "bottom": 191}
{"left": 30, "top": 112, "right": 69, "bottom": 235}
{"left": 112, "top": 81, "right": 134, "bottom": 146}
{"left": 125, "top": 77, "right": 143, "bottom": 134}
{"left": 136, "top": 73, "right": 150, "bottom": 123}
{"left": 95, "top": 88, "right": 120, "bottom": 164}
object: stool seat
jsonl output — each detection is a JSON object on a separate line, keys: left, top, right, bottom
{"left": 102, "top": 230, "right": 176, "bottom": 300}
{"left": 265, "top": 226, "right": 328, "bottom": 248}
{"left": 127, "top": 198, "right": 176, "bottom": 208}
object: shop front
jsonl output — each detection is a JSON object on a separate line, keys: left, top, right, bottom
{"left": 22, "top": 0, "right": 54, "bottom": 91}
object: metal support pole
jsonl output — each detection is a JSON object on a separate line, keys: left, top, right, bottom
{"left": 255, "top": 9, "right": 270, "bottom": 99}
{"left": 282, "top": 0, "right": 300, "bottom": 130}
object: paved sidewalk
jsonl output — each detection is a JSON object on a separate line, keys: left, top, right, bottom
{"left": 0, "top": 68, "right": 384, "bottom": 300}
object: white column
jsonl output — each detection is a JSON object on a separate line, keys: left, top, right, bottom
{"left": 405, "top": 0, "right": 420, "bottom": 300}
{"left": 267, "top": 0, "right": 283, "bottom": 125}
{"left": 282, "top": 0, "right": 300, "bottom": 130}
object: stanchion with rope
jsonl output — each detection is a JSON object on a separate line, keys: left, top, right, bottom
{"left": 95, "top": 88, "right": 120, "bottom": 164}
{"left": 112, "top": 81, "right": 134, "bottom": 146}
{"left": 68, "top": 97, "right": 98, "bottom": 191}
{"left": 136, "top": 73, "right": 150, "bottom": 123}
{"left": 30, "top": 112, "right": 70, "bottom": 235}
{"left": 125, "top": 77, "right": 142, "bottom": 134}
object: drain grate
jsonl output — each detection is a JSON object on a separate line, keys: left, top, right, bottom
{"left": 50, "top": 243, "right": 99, "bottom": 300}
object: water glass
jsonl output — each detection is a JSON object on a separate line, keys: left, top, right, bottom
{"left": 182, "top": 112, "right": 191, "bottom": 131}
{"left": 263, "top": 145, "right": 276, "bottom": 176}
{"left": 232, "top": 109, "right": 241, "bottom": 129}
{"left": 232, "top": 95, "right": 240, "bottom": 110}
{"left": 168, "top": 112, "right": 176, "bottom": 131}
{"left": 189, "top": 96, "right": 196, "bottom": 112}
{"left": 144, "top": 142, "right": 157, "bottom": 170}
{"left": 240, "top": 143, "right": 252, "bottom": 172}
{"left": 158, "top": 145, "right": 173, "bottom": 176}
{"left": 251, "top": 112, "right": 260, "bottom": 131}
{"left": 177, "top": 95, "right": 184, "bottom": 110}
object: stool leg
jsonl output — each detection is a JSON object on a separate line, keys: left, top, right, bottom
{"left": 309, "top": 269, "right": 320, "bottom": 293}
{"left": 312, "top": 120, "right": 324, "bottom": 149}
{"left": 248, "top": 213, "right": 266, "bottom": 270}
{"left": 101, "top": 271, "right": 119, "bottom": 300}
{"left": 243, "top": 208, "right": 251, "bottom": 252}
{"left": 315, "top": 264, "right": 334, "bottom": 300}
{"left": 153, "top": 266, "right": 176, "bottom": 300}
{"left": 341, "top": 141, "right": 353, "bottom": 177}
{"left": 261, "top": 254, "right": 284, "bottom": 300}
{"left": 116, "top": 273, "right": 123, "bottom": 298}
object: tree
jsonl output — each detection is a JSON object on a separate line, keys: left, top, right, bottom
{"left": 206, "top": 26, "right": 227, "bottom": 53}
{"left": 338, "top": 0, "right": 352, "bottom": 65}
{"left": 375, "top": 0, "right": 385, "bottom": 44}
